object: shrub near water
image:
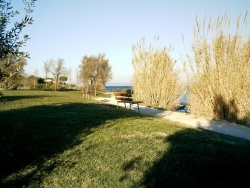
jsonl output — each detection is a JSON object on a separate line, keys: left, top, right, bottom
{"left": 186, "top": 12, "right": 250, "bottom": 125}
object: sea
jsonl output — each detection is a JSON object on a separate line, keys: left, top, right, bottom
{"left": 105, "top": 86, "right": 132, "bottom": 92}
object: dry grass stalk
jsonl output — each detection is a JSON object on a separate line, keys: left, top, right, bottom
{"left": 131, "top": 37, "right": 183, "bottom": 110}
{"left": 186, "top": 12, "right": 250, "bottom": 125}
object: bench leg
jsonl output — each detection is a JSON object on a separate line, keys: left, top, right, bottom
{"left": 129, "top": 102, "right": 140, "bottom": 113}
{"left": 124, "top": 102, "right": 127, "bottom": 109}
{"left": 116, "top": 101, "right": 140, "bottom": 113}
{"left": 117, "top": 101, "right": 127, "bottom": 109}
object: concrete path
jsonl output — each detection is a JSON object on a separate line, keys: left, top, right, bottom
{"left": 95, "top": 96, "right": 250, "bottom": 141}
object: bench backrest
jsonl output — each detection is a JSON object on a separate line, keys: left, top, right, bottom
{"left": 114, "top": 92, "right": 132, "bottom": 101}
{"left": 114, "top": 92, "right": 132, "bottom": 97}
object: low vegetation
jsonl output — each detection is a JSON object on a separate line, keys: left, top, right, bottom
{"left": 1, "top": 90, "right": 250, "bottom": 187}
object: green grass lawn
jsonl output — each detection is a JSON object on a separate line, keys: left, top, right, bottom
{"left": 1, "top": 90, "right": 250, "bottom": 187}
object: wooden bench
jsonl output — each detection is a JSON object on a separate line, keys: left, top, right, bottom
{"left": 114, "top": 92, "right": 141, "bottom": 113}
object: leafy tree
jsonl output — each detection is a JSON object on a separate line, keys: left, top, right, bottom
{"left": 0, "top": 0, "right": 36, "bottom": 84}
{"left": 0, "top": 0, "right": 36, "bottom": 59}
{"left": 0, "top": 55, "right": 26, "bottom": 89}
{"left": 24, "top": 75, "right": 36, "bottom": 89}
{"left": 37, "top": 77, "right": 45, "bottom": 84}
{"left": 59, "top": 75, "right": 67, "bottom": 86}
{"left": 0, "top": 0, "right": 36, "bottom": 83}
{"left": 98, "top": 58, "right": 112, "bottom": 89}
{"left": 80, "top": 53, "right": 112, "bottom": 96}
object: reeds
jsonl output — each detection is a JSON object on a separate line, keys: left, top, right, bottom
{"left": 131, "top": 37, "right": 183, "bottom": 110}
{"left": 186, "top": 12, "right": 250, "bottom": 125}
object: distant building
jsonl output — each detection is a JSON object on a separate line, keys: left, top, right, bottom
{"left": 44, "top": 78, "right": 55, "bottom": 84}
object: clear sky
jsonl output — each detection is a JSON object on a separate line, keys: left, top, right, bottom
{"left": 17, "top": 0, "right": 249, "bottom": 86}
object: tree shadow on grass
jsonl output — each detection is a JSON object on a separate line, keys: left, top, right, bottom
{"left": 133, "top": 128, "right": 250, "bottom": 187}
{"left": 0, "top": 95, "right": 49, "bottom": 102}
{"left": 0, "top": 102, "right": 136, "bottom": 187}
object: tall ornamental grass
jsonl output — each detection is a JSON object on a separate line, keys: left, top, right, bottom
{"left": 186, "top": 12, "right": 250, "bottom": 125}
{"left": 132, "top": 37, "right": 183, "bottom": 110}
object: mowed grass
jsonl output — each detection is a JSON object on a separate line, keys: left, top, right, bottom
{"left": 1, "top": 90, "right": 250, "bottom": 187}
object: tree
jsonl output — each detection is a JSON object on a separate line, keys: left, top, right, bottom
{"left": 0, "top": 0, "right": 36, "bottom": 83}
{"left": 37, "top": 77, "right": 45, "bottom": 84}
{"left": 64, "top": 67, "right": 72, "bottom": 88}
{"left": 24, "top": 75, "right": 37, "bottom": 89}
{"left": 80, "top": 53, "right": 112, "bottom": 96}
{"left": 33, "top": 69, "right": 39, "bottom": 89}
{"left": 98, "top": 57, "right": 112, "bottom": 89}
{"left": 43, "top": 60, "right": 50, "bottom": 88}
{"left": 75, "top": 68, "right": 80, "bottom": 85}
{"left": 48, "top": 58, "right": 66, "bottom": 91}
{"left": 59, "top": 75, "right": 67, "bottom": 86}
{"left": 0, "top": 55, "right": 26, "bottom": 89}
{"left": 66, "top": 68, "right": 72, "bottom": 84}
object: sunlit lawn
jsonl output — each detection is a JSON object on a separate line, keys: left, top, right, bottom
{"left": 1, "top": 90, "right": 250, "bottom": 187}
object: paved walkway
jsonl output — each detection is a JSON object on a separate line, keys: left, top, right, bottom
{"left": 95, "top": 96, "right": 250, "bottom": 141}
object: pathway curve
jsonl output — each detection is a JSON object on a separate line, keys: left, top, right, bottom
{"left": 95, "top": 96, "right": 250, "bottom": 141}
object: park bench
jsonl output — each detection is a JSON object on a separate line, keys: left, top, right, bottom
{"left": 113, "top": 91, "right": 141, "bottom": 113}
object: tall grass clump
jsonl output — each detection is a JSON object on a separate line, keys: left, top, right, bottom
{"left": 131, "top": 37, "right": 183, "bottom": 110}
{"left": 185, "top": 12, "right": 250, "bottom": 125}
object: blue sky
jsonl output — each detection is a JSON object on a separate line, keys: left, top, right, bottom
{"left": 17, "top": 0, "right": 249, "bottom": 85}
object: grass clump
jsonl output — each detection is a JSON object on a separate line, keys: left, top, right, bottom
{"left": 132, "top": 37, "right": 183, "bottom": 110}
{"left": 1, "top": 90, "right": 250, "bottom": 187}
{"left": 186, "top": 12, "right": 250, "bottom": 125}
